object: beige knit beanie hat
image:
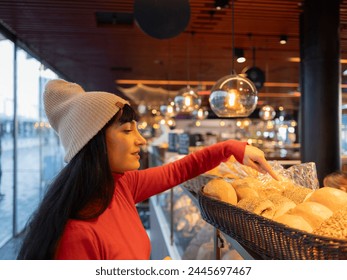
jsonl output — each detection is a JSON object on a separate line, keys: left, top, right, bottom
{"left": 43, "top": 79, "right": 130, "bottom": 163}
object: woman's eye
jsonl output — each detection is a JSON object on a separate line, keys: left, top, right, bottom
{"left": 123, "top": 129, "right": 132, "bottom": 133}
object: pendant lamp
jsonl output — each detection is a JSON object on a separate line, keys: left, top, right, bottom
{"left": 175, "top": 32, "right": 201, "bottom": 114}
{"left": 259, "top": 105, "right": 276, "bottom": 121}
{"left": 175, "top": 85, "right": 201, "bottom": 113}
{"left": 209, "top": 0, "right": 257, "bottom": 118}
{"left": 193, "top": 107, "right": 209, "bottom": 120}
{"left": 160, "top": 101, "right": 176, "bottom": 118}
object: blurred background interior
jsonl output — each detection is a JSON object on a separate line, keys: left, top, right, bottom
{"left": 0, "top": 0, "right": 347, "bottom": 259}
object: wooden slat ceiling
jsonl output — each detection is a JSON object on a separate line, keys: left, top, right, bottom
{"left": 0, "top": 0, "right": 346, "bottom": 110}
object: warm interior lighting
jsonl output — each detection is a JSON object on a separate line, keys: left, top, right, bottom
{"left": 193, "top": 108, "right": 209, "bottom": 120}
{"left": 259, "top": 105, "right": 276, "bottom": 120}
{"left": 160, "top": 103, "right": 176, "bottom": 118}
{"left": 166, "top": 104, "right": 175, "bottom": 116}
{"left": 225, "top": 89, "right": 237, "bottom": 108}
{"left": 174, "top": 86, "right": 201, "bottom": 113}
{"left": 184, "top": 95, "right": 192, "bottom": 107}
{"left": 209, "top": 0, "right": 257, "bottom": 118}
{"left": 209, "top": 74, "right": 258, "bottom": 117}
{"left": 166, "top": 118, "right": 176, "bottom": 128}
{"left": 214, "top": 0, "right": 229, "bottom": 10}
{"left": 279, "top": 35, "right": 288, "bottom": 45}
{"left": 116, "top": 79, "right": 302, "bottom": 88}
{"left": 234, "top": 48, "right": 246, "bottom": 63}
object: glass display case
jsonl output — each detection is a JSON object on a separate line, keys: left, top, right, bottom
{"left": 149, "top": 185, "right": 246, "bottom": 260}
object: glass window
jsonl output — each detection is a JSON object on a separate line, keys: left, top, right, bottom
{"left": 0, "top": 30, "right": 63, "bottom": 253}
{"left": 15, "top": 48, "right": 62, "bottom": 234}
{"left": 0, "top": 34, "right": 15, "bottom": 247}
{"left": 38, "top": 68, "right": 63, "bottom": 197}
{"left": 15, "top": 48, "right": 42, "bottom": 233}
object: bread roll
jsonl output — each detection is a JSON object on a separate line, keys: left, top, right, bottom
{"left": 237, "top": 197, "right": 275, "bottom": 219}
{"left": 274, "top": 213, "right": 313, "bottom": 233}
{"left": 313, "top": 206, "right": 347, "bottom": 239}
{"left": 262, "top": 179, "right": 289, "bottom": 193}
{"left": 235, "top": 187, "right": 259, "bottom": 201}
{"left": 205, "top": 166, "right": 223, "bottom": 177}
{"left": 305, "top": 187, "right": 347, "bottom": 212}
{"left": 288, "top": 201, "right": 333, "bottom": 229}
{"left": 258, "top": 180, "right": 298, "bottom": 198}
{"left": 203, "top": 178, "right": 237, "bottom": 205}
{"left": 267, "top": 194, "right": 296, "bottom": 218}
{"left": 231, "top": 177, "right": 267, "bottom": 200}
{"left": 282, "top": 185, "right": 313, "bottom": 204}
{"left": 231, "top": 177, "right": 261, "bottom": 190}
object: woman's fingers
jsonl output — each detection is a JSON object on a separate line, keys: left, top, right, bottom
{"left": 243, "top": 145, "right": 280, "bottom": 181}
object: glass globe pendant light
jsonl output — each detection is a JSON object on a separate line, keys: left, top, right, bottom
{"left": 160, "top": 101, "right": 176, "bottom": 118}
{"left": 259, "top": 105, "right": 276, "bottom": 121}
{"left": 174, "top": 32, "right": 201, "bottom": 114}
{"left": 209, "top": 0, "right": 258, "bottom": 118}
{"left": 193, "top": 107, "right": 209, "bottom": 120}
{"left": 209, "top": 73, "right": 258, "bottom": 117}
{"left": 174, "top": 85, "right": 201, "bottom": 113}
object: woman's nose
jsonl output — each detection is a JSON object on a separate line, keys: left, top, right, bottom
{"left": 136, "top": 131, "right": 147, "bottom": 146}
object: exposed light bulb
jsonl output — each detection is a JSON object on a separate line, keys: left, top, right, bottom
{"left": 225, "top": 90, "right": 237, "bottom": 108}
{"left": 209, "top": 74, "right": 258, "bottom": 117}
{"left": 174, "top": 86, "right": 201, "bottom": 113}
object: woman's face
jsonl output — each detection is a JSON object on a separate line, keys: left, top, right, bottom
{"left": 105, "top": 120, "right": 147, "bottom": 173}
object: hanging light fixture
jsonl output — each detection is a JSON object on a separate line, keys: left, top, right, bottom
{"left": 160, "top": 101, "right": 176, "bottom": 118}
{"left": 234, "top": 48, "right": 246, "bottom": 63}
{"left": 279, "top": 35, "right": 288, "bottom": 45}
{"left": 193, "top": 107, "right": 209, "bottom": 120}
{"left": 259, "top": 105, "right": 276, "bottom": 120}
{"left": 209, "top": 0, "right": 257, "bottom": 118}
{"left": 161, "top": 42, "right": 177, "bottom": 118}
{"left": 174, "top": 32, "right": 201, "bottom": 114}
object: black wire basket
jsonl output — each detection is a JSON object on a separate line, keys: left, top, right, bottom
{"left": 198, "top": 188, "right": 347, "bottom": 260}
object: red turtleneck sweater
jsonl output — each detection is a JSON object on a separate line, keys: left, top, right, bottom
{"left": 54, "top": 140, "right": 246, "bottom": 260}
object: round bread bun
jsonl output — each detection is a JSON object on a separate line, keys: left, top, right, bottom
{"left": 288, "top": 201, "right": 333, "bottom": 229}
{"left": 305, "top": 187, "right": 347, "bottom": 212}
{"left": 203, "top": 178, "right": 237, "bottom": 205}
{"left": 274, "top": 213, "right": 313, "bottom": 233}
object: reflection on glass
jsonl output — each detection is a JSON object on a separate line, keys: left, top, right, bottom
{"left": 0, "top": 37, "right": 14, "bottom": 247}
{"left": 174, "top": 86, "right": 201, "bottom": 113}
{"left": 0, "top": 33, "right": 63, "bottom": 251}
{"left": 209, "top": 74, "right": 258, "bottom": 117}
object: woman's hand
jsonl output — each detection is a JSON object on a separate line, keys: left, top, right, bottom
{"left": 243, "top": 145, "right": 279, "bottom": 180}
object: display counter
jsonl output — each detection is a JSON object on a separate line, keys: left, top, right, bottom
{"left": 149, "top": 185, "right": 250, "bottom": 260}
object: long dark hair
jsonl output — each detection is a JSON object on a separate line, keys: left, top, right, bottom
{"left": 17, "top": 104, "right": 137, "bottom": 259}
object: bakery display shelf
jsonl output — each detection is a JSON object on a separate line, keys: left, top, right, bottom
{"left": 150, "top": 184, "right": 252, "bottom": 260}
{"left": 198, "top": 189, "right": 347, "bottom": 260}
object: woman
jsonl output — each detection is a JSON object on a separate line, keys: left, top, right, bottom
{"left": 323, "top": 171, "right": 347, "bottom": 192}
{"left": 17, "top": 79, "right": 277, "bottom": 260}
